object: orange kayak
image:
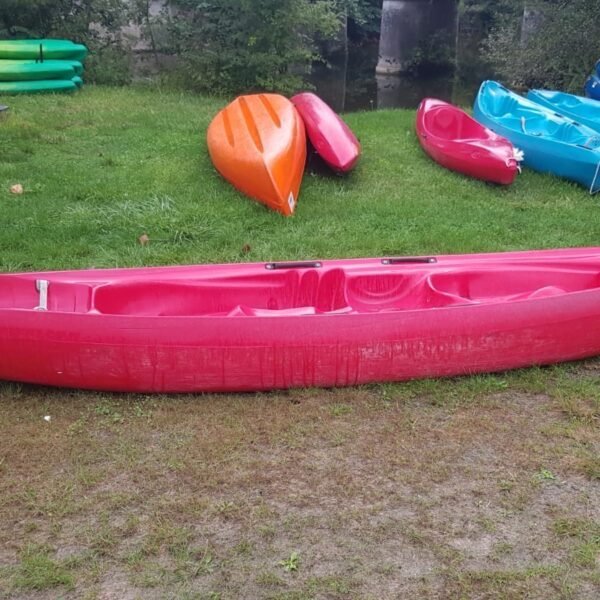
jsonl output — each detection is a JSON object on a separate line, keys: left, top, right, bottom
{"left": 207, "top": 94, "right": 306, "bottom": 216}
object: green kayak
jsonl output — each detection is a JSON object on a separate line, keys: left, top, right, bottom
{"left": 0, "top": 78, "right": 77, "bottom": 95}
{"left": 0, "top": 59, "right": 75, "bottom": 81}
{"left": 64, "top": 60, "right": 84, "bottom": 75}
{"left": 72, "top": 75, "right": 83, "bottom": 88}
{"left": 0, "top": 39, "right": 88, "bottom": 61}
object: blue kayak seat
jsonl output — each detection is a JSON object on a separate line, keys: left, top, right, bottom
{"left": 579, "top": 136, "right": 600, "bottom": 149}
{"left": 520, "top": 116, "right": 544, "bottom": 136}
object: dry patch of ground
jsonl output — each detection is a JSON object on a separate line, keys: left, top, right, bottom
{"left": 0, "top": 361, "right": 598, "bottom": 599}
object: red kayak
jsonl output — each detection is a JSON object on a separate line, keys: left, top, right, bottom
{"left": 291, "top": 92, "right": 361, "bottom": 173}
{"left": 416, "top": 98, "right": 521, "bottom": 185}
{"left": 1, "top": 248, "right": 600, "bottom": 393}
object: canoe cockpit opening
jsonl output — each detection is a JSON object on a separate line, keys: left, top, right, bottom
{"left": 486, "top": 91, "right": 519, "bottom": 118}
{"left": 89, "top": 267, "right": 600, "bottom": 317}
{"left": 92, "top": 269, "right": 350, "bottom": 316}
{"left": 424, "top": 106, "right": 484, "bottom": 140}
{"left": 428, "top": 269, "right": 600, "bottom": 301}
{"left": 2, "top": 265, "right": 600, "bottom": 316}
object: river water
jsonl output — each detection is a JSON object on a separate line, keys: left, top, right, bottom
{"left": 309, "top": 28, "right": 491, "bottom": 112}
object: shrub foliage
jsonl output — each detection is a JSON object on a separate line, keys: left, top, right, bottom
{"left": 483, "top": 0, "right": 600, "bottom": 92}
{"left": 165, "top": 0, "right": 340, "bottom": 94}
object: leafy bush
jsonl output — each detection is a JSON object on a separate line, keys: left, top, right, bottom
{"left": 483, "top": 0, "right": 600, "bottom": 92}
{"left": 165, "top": 0, "right": 341, "bottom": 95}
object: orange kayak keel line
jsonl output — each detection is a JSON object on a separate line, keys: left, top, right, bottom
{"left": 207, "top": 94, "right": 307, "bottom": 216}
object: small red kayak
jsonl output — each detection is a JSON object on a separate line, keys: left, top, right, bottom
{"left": 291, "top": 92, "right": 361, "bottom": 173}
{"left": 416, "top": 98, "right": 521, "bottom": 185}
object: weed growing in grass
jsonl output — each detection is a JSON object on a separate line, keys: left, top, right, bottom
{"left": 279, "top": 551, "right": 300, "bottom": 572}
{"left": 213, "top": 500, "right": 237, "bottom": 515}
{"left": 94, "top": 400, "right": 124, "bottom": 424}
{"left": 328, "top": 403, "right": 353, "bottom": 416}
{"left": 536, "top": 468, "right": 557, "bottom": 482}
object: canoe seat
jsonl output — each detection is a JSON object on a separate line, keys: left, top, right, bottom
{"left": 424, "top": 105, "right": 485, "bottom": 140}
{"left": 92, "top": 269, "right": 351, "bottom": 316}
{"left": 428, "top": 269, "right": 600, "bottom": 302}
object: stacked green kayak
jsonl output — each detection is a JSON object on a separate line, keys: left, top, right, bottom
{"left": 0, "top": 39, "right": 88, "bottom": 95}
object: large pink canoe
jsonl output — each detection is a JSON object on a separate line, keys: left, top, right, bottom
{"left": 1, "top": 247, "right": 600, "bottom": 393}
{"left": 291, "top": 92, "right": 361, "bottom": 173}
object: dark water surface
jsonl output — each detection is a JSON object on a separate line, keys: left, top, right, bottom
{"left": 309, "top": 39, "right": 489, "bottom": 113}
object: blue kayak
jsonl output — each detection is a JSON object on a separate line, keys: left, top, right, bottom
{"left": 474, "top": 81, "right": 600, "bottom": 194}
{"left": 585, "top": 74, "right": 600, "bottom": 100}
{"left": 596, "top": 59, "right": 600, "bottom": 78}
{"left": 527, "top": 90, "right": 600, "bottom": 133}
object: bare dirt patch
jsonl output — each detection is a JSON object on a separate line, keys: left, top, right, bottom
{"left": 1, "top": 361, "right": 599, "bottom": 599}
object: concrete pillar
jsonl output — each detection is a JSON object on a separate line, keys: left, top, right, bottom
{"left": 376, "top": 0, "right": 459, "bottom": 76}
{"left": 521, "top": 5, "right": 545, "bottom": 44}
{"left": 376, "top": 0, "right": 430, "bottom": 75}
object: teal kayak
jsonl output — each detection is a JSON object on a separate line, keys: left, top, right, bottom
{"left": 0, "top": 59, "right": 75, "bottom": 81}
{"left": 0, "top": 78, "right": 77, "bottom": 95}
{"left": 527, "top": 90, "right": 600, "bottom": 134}
{"left": 474, "top": 80, "right": 600, "bottom": 194}
{"left": 72, "top": 75, "right": 83, "bottom": 88}
{"left": 0, "top": 39, "right": 88, "bottom": 61}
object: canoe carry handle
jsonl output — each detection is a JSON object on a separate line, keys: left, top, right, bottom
{"left": 265, "top": 261, "right": 322, "bottom": 270}
{"left": 34, "top": 279, "right": 49, "bottom": 311}
{"left": 382, "top": 257, "right": 437, "bottom": 265}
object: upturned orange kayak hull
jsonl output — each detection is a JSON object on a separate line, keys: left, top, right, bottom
{"left": 207, "top": 94, "right": 306, "bottom": 216}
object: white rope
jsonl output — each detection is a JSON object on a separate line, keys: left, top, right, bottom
{"left": 590, "top": 160, "right": 600, "bottom": 195}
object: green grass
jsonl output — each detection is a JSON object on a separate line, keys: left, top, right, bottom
{"left": 0, "top": 86, "right": 599, "bottom": 599}
{"left": 1, "top": 85, "right": 600, "bottom": 274}
{"left": 4, "top": 545, "right": 74, "bottom": 591}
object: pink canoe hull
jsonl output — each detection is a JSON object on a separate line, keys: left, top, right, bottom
{"left": 1, "top": 247, "right": 600, "bottom": 393}
{"left": 416, "top": 98, "right": 519, "bottom": 185}
{"left": 291, "top": 92, "right": 361, "bottom": 173}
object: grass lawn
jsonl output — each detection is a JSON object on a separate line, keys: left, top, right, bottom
{"left": 0, "top": 86, "right": 599, "bottom": 599}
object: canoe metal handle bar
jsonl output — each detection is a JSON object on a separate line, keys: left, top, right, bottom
{"left": 382, "top": 257, "right": 437, "bottom": 265}
{"left": 34, "top": 279, "right": 49, "bottom": 311}
{"left": 265, "top": 261, "right": 322, "bottom": 270}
